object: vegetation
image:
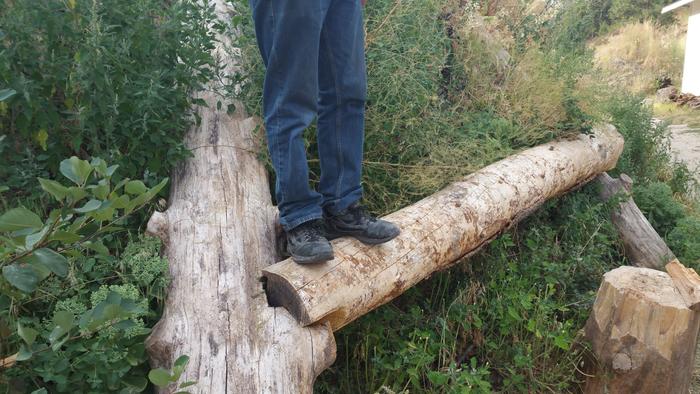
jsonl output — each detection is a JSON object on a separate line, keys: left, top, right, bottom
{"left": 1, "top": 0, "right": 698, "bottom": 392}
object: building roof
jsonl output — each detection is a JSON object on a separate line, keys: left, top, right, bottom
{"left": 662, "top": 0, "right": 697, "bottom": 13}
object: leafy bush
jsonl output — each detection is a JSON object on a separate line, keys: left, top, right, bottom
{"left": 0, "top": 0, "right": 219, "bottom": 202}
{"left": 668, "top": 216, "right": 700, "bottom": 266}
{"left": 0, "top": 157, "right": 169, "bottom": 392}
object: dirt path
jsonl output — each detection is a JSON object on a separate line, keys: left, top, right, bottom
{"left": 667, "top": 123, "right": 700, "bottom": 183}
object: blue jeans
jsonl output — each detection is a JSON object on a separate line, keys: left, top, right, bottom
{"left": 249, "top": 0, "right": 367, "bottom": 230}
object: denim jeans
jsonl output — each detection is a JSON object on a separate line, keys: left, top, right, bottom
{"left": 249, "top": 0, "right": 367, "bottom": 230}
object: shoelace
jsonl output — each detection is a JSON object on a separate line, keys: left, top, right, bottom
{"left": 295, "top": 220, "right": 325, "bottom": 242}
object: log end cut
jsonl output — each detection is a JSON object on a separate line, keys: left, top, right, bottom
{"left": 264, "top": 271, "right": 311, "bottom": 326}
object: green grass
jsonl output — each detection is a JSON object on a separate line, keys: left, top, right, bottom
{"left": 654, "top": 102, "right": 700, "bottom": 129}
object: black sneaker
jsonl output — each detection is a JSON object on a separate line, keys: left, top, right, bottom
{"left": 324, "top": 202, "right": 400, "bottom": 245}
{"left": 284, "top": 219, "right": 334, "bottom": 264}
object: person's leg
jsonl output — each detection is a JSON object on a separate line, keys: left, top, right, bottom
{"left": 316, "top": 0, "right": 366, "bottom": 215}
{"left": 318, "top": 0, "right": 400, "bottom": 245}
{"left": 249, "top": 0, "right": 326, "bottom": 231}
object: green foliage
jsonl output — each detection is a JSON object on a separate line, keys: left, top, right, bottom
{"left": 633, "top": 182, "right": 687, "bottom": 236}
{"left": 608, "top": 0, "right": 676, "bottom": 25}
{"left": 0, "top": 0, "right": 219, "bottom": 201}
{"left": 0, "top": 158, "right": 170, "bottom": 392}
{"left": 668, "top": 216, "right": 700, "bottom": 266}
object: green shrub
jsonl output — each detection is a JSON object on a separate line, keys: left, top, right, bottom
{"left": 0, "top": 157, "right": 170, "bottom": 392}
{"left": 0, "top": 0, "right": 218, "bottom": 202}
{"left": 633, "top": 182, "right": 687, "bottom": 236}
{"left": 668, "top": 216, "right": 700, "bottom": 266}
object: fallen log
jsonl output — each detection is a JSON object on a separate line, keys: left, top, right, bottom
{"left": 583, "top": 265, "right": 700, "bottom": 393}
{"left": 263, "top": 125, "right": 625, "bottom": 330}
{"left": 597, "top": 172, "right": 675, "bottom": 270}
{"left": 144, "top": 2, "right": 335, "bottom": 392}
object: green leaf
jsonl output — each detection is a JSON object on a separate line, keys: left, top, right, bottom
{"left": 90, "top": 157, "right": 107, "bottom": 176}
{"left": 25, "top": 226, "right": 49, "bottom": 249}
{"left": 60, "top": 156, "right": 93, "bottom": 185}
{"left": 16, "top": 344, "right": 32, "bottom": 361}
{"left": 110, "top": 194, "right": 130, "bottom": 209}
{"left": 123, "top": 376, "right": 148, "bottom": 390}
{"left": 38, "top": 178, "right": 69, "bottom": 202}
{"left": 179, "top": 381, "right": 197, "bottom": 388}
{"left": 85, "top": 241, "right": 109, "bottom": 256}
{"left": 554, "top": 334, "right": 571, "bottom": 350}
{"left": 0, "top": 207, "right": 43, "bottom": 232}
{"left": 105, "top": 165, "right": 119, "bottom": 177}
{"left": 148, "top": 368, "right": 173, "bottom": 387}
{"left": 49, "top": 310, "right": 74, "bottom": 345}
{"left": 90, "top": 180, "right": 110, "bottom": 200}
{"left": 49, "top": 230, "right": 81, "bottom": 243}
{"left": 28, "top": 248, "right": 68, "bottom": 277}
{"left": 30, "top": 389, "right": 48, "bottom": 394}
{"left": 0, "top": 89, "right": 16, "bottom": 101}
{"left": 2, "top": 264, "right": 40, "bottom": 292}
{"left": 74, "top": 199, "right": 102, "bottom": 213}
{"left": 427, "top": 371, "right": 449, "bottom": 386}
{"left": 35, "top": 129, "right": 48, "bottom": 151}
{"left": 67, "top": 186, "right": 88, "bottom": 202}
{"left": 17, "top": 322, "right": 38, "bottom": 345}
{"left": 125, "top": 180, "right": 147, "bottom": 195}
{"left": 173, "top": 355, "right": 190, "bottom": 378}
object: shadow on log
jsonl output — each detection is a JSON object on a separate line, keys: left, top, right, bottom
{"left": 263, "top": 125, "right": 625, "bottom": 331}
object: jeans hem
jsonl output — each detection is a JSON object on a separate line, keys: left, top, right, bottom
{"left": 282, "top": 213, "right": 324, "bottom": 231}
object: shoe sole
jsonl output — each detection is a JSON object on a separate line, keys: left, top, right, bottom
{"left": 326, "top": 229, "right": 400, "bottom": 245}
{"left": 289, "top": 250, "right": 335, "bottom": 264}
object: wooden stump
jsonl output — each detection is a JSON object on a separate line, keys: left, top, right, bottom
{"left": 584, "top": 266, "right": 700, "bottom": 393}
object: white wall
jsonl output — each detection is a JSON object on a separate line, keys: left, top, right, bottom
{"left": 682, "top": 1, "right": 700, "bottom": 95}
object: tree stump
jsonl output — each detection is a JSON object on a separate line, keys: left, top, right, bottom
{"left": 584, "top": 266, "right": 700, "bottom": 393}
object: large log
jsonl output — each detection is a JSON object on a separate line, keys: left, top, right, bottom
{"left": 583, "top": 266, "right": 700, "bottom": 393}
{"left": 263, "top": 125, "right": 625, "bottom": 330}
{"left": 145, "top": 2, "right": 335, "bottom": 393}
{"left": 597, "top": 172, "right": 676, "bottom": 270}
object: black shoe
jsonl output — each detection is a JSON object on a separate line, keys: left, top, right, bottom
{"left": 324, "top": 202, "right": 400, "bottom": 245}
{"left": 284, "top": 219, "right": 334, "bottom": 264}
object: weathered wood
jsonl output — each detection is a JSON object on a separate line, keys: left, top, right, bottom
{"left": 263, "top": 125, "right": 625, "bottom": 330}
{"left": 597, "top": 172, "right": 676, "bottom": 270}
{"left": 583, "top": 266, "right": 700, "bottom": 393}
{"left": 666, "top": 259, "right": 700, "bottom": 310}
{"left": 145, "top": 2, "right": 336, "bottom": 392}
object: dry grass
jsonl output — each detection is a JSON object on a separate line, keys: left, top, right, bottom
{"left": 593, "top": 20, "right": 686, "bottom": 94}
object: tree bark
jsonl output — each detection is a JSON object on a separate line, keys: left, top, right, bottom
{"left": 145, "top": 2, "right": 335, "bottom": 393}
{"left": 263, "top": 125, "right": 625, "bottom": 330}
{"left": 597, "top": 172, "right": 675, "bottom": 270}
{"left": 583, "top": 266, "right": 700, "bottom": 393}
{"left": 666, "top": 259, "right": 700, "bottom": 311}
